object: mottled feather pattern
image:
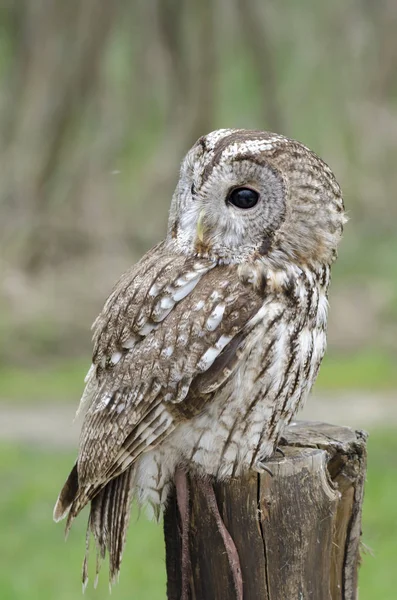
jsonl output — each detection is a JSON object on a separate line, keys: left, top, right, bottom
{"left": 79, "top": 260, "right": 265, "bottom": 479}
{"left": 54, "top": 128, "right": 345, "bottom": 587}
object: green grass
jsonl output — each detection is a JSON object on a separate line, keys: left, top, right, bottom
{"left": 359, "top": 430, "right": 397, "bottom": 600}
{"left": 0, "top": 431, "right": 396, "bottom": 599}
{"left": 0, "top": 349, "right": 396, "bottom": 406}
{"left": 0, "top": 445, "right": 165, "bottom": 600}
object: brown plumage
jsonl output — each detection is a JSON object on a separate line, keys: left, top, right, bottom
{"left": 54, "top": 129, "right": 345, "bottom": 588}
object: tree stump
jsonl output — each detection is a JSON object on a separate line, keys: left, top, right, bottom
{"left": 164, "top": 421, "right": 367, "bottom": 600}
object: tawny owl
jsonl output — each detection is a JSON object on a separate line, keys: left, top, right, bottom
{"left": 54, "top": 129, "right": 345, "bottom": 593}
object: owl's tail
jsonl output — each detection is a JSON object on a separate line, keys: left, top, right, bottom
{"left": 83, "top": 467, "right": 135, "bottom": 588}
{"left": 53, "top": 463, "right": 79, "bottom": 523}
{"left": 53, "top": 465, "right": 135, "bottom": 589}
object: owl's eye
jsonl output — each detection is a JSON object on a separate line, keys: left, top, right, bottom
{"left": 227, "top": 187, "right": 259, "bottom": 209}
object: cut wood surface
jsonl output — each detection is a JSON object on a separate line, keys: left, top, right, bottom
{"left": 164, "top": 421, "right": 367, "bottom": 600}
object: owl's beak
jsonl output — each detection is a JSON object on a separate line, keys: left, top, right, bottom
{"left": 195, "top": 209, "right": 211, "bottom": 254}
{"left": 196, "top": 209, "right": 206, "bottom": 243}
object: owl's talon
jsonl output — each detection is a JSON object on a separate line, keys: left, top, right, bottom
{"left": 255, "top": 461, "right": 274, "bottom": 477}
{"left": 275, "top": 446, "right": 285, "bottom": 458}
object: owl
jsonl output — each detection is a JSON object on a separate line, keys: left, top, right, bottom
{"left": 54, "top": 129, "right": 345, "bottom": 595}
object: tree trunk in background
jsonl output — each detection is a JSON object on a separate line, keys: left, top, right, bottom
{"left": 236, "top": 0, "right": 283, "bottom": 133}
{"left": 0, "top": 0, "right": 118, "bottom": 271}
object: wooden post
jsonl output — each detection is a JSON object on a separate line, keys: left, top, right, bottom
{"left": 164, "top": 421, "right": 367, "bottom": 600}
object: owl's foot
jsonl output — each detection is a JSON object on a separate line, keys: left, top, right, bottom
{"left": 253, "top": 446, "right": 286, "bottom": 475}
{"left": 175, "top": 468, "right": 191, "bottom": 600}
{"left": 253, "top": 460, "right": 274, "bottom": 477}
{"left": 200, "top": 478, "right": 243, "bottom": 600}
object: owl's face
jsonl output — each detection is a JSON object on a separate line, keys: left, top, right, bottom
{"left": 168, "top": 129, "right": 345, "bottom": 268}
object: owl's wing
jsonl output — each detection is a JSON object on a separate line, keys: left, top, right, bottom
{"left": 55, "top": 242, "right": 265, "bottom": 523}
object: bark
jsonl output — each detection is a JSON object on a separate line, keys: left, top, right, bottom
{"left": 164, "top": 421, "right": 367, "bottom": 600}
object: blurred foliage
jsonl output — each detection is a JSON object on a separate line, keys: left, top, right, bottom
{"left": 0, "top": 431, "right": 396, "bottom": 600}
{"left": 0, "top": 0, "right": 397, "bottom": 370}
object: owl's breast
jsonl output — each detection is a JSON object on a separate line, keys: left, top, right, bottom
{"left": 134, "top": 269, "right": 328, "bottom": 506}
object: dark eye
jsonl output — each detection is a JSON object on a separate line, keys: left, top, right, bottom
{"left": 227, "top": 187, "right": 259, "bottom": 209}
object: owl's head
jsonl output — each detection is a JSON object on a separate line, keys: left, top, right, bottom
{"left": 167, "top": 129, "right": 346, "bottom": 268}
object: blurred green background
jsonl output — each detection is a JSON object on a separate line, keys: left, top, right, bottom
{"left": 0, "top": 0, "right": 396, "bottom": 598}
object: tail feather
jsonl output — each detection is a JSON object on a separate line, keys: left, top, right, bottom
{"left": 108, "top": 467, "right": 135, "bottom": 583}
{"left": 54, "top": 463, "right": 135, "bottom": 588}
{"left": 53, "top": 463, "right": 79, "bottom": 522}
{"left": 65, "top": 482, "right": 97, "bottom": 537}
{"left": 82, "top": 466, "right": 135, "bottom": 588}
